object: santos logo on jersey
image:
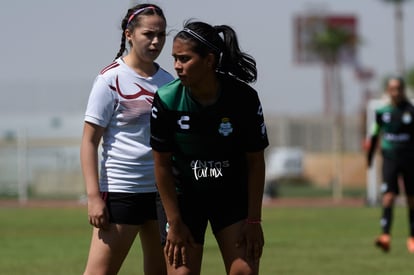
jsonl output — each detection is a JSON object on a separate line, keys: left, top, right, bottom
{"left": 403, "top": 112, "right": 412, "bottom": 124}
{"left": 218, "top": 118, "right": 233, "bottom": 136}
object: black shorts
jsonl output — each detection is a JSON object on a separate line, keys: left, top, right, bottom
{"left": 156, "top": 189, "right": 247, "bottom": 245}
{"left": 382, "top": 157, "right": 414, "bottom": 195}
{"left": 102, "top": 192, "right": 158, "bottom": 225}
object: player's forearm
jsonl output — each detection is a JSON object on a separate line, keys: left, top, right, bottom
{"left": 80, "top": 141, "right": 100, "bottom": 198}
{"left": 246, "top": 151, "right": 266, "bottom": 220}
{"left": 367, "top": 135, "right": 379, "bottom": 167}
{"left": 153, "top": 151, "right": 182, "bottom": 224}
{"left": 80, "top": 122, "right": 104, "bottom": 198}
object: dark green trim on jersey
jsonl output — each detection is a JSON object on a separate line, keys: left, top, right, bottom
{"left": 155, "top": 79, "right": 193, "bottom": 111}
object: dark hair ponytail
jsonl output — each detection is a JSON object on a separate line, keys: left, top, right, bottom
{"left": 214, "top": 25, "right": 257, "bottom": 83}
{"left": 175, "top": 20, "right": 257, "bottom": 83}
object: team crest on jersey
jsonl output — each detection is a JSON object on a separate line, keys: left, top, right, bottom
{"left": 382, "top": 112, "right": 391, "bottom": 123}
{"left": 402, "top": 112, "right": 412, "bottom": 124}
{"left": 218, "top": 117, "right": 233, "bottom": 136}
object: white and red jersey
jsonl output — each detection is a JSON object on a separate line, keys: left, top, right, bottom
{"left": 84, "top": 58, "right": 174, "bottom": 193}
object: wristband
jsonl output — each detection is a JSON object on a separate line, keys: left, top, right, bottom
{"left": 246, "top": 218, "right": 261, "bottom": 224}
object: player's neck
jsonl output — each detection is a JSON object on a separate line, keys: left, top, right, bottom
{"left": 188, "top": 77, "right": 221, "bottom": 107}
{"left": 122, "top": 55, "right": 157, "bottom": 78}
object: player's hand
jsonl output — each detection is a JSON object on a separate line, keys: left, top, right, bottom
{"left": 367, "top": 156, "right": 372, "bottom": 168}
{"left": 164, "top": 220, "right": 195, "bottom": 268}
{"left": 237, "top": 222, "right": 264, "bottom": 267}
{"left": 87, "top": 195, "right": 109, "bottom": 230}
{"left": 362, "top": 138, "right": 371, "bottom": 152}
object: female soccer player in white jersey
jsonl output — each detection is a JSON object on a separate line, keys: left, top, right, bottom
{"left": 80, "top": 4, "right": 173, "bottom": 275}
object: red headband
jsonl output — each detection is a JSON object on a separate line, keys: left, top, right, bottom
{"left": 127, "top": 6, "right": 155, "bottom": 25}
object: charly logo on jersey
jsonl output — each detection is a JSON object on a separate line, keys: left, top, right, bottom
{"left": 382, "top": 112, "right": 391, "bottom": 123}
{"left": 402, "top": 112, "right": 412, "bottom": 124}
{"left": 218, "top": 117, "right": 233, "bottom": 136}
{"left": 191, "top": 160, "right": 229, "bottom": 180}
{"left": 178, "top": 115, "right": 190, "bottom": 130}
{"left": 151, "top": 106, "right": 158, "bottom": 119}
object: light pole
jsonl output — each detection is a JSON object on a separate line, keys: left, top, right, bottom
{"left": 382, "top": 0, "right": 412, "bottom": 75}
{"left": 395, "top": 1, "right": 405, "bottom": 75}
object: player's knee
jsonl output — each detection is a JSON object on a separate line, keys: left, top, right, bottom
{"left": 228, "top": 258, "right": 258, "bottom": 275}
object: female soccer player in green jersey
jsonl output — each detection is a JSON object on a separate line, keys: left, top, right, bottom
{"left": 367, "top": 76, "right": 414, "bottom": 253}
{"left": 151, "top": 20, "right": 269, "bottom": 274}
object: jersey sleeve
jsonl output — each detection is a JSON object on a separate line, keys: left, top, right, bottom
{"left": 243, "top": 90, "right": 269, "bottom": 152}
{"left": 370, "top": 110, "right": 382, "bottom": 137}
{"left": 369, "top": 122, "right": 380, "bottom": 137}
{"left": 84, "top": 75, "right": 116, "bottom": 128}
{"left": 150, "top": 92, "right": 175, "bottom": 152}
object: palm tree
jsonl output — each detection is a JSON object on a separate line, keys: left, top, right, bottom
{"left": 311, "top": 26, "right": 354, "bottom": 65}
{"left": 310, "top": 25, "right": 356, "bottom": 201}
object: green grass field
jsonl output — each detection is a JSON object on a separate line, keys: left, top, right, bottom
{"left": 1, "top": 203, "right": 414, "bottom": 275}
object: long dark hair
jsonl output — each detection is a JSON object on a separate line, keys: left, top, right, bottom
{"left": 114, "top": 3, "right": 166, "bottom": 60}
{"left": 175, "top": 20, "right": 257, "bottom": 83}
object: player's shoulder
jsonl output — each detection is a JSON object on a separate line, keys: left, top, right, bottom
{"left": 376, "top": 104, "right": 393, "bottom": 114}
{"left": 220, "top": 73, "right": 257, "bottom": 98}
{"left": 157, "top": 78, "right": 180, "bottom": 93}
{"left": 99, "top": 60, "right": 121, "bottom": 76}
{"left": 404, "top": 99, "right": 414, "bottom": 110}
{"left": 156, "top": 65, "right": 174, "bottom": 79}
{"left": 156, "top": 79, "right": 183, "bottom": 105}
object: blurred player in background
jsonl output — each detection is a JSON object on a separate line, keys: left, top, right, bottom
{"left": 367, "top": 76, "right": 414, "bottom": 253}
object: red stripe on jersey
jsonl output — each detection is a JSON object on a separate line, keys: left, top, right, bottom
{"left": 100, "top": 62, "right": 120, "bottom": 75}
{"left": 109, "top": 85, "right": 116, "bottom": 92}
{"left": 115, "top": 75, "right": 154, "bottom": 100}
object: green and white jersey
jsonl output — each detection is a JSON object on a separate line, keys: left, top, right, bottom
{"left": 371, "top": 100, "right": 414, "bottom": 159}
{"left": 150, "top": 74, "right": 269, "bottom": 193}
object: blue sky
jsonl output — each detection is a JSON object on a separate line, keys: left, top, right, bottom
{"left": 1, "top": 0, "right": 413, "bottom": 116}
